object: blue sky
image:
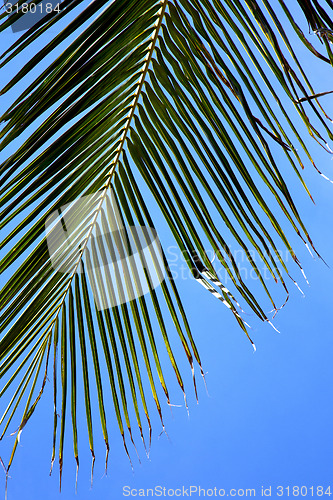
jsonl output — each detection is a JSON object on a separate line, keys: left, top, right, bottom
{"left": 1, "top": 2, "right": 333, "bottom": 499}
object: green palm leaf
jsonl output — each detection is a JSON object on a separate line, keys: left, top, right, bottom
{"left": 1, "top": 0, "right": 333, "bottom": 489}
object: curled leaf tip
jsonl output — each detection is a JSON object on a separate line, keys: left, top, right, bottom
{"left": 300, "top": 268, "right": 310, "bottom": 286}
{"left": 90, "top": 452, "right": 95, "bottom": 488}
{"left": 75, "top": 457, "right": 79, "bottom": 494}
{"left": 49, "top": 458, "right": 55, "bottom": 476}
{"left": 266, "top": 320, "right": 280, "bottom": 333}
{"left": 103, "top": 444, "right": 109, "bottom": 476}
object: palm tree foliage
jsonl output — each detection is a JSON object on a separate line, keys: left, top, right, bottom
{"left": 1, "top": 0, "right": 333, "bottom": 488}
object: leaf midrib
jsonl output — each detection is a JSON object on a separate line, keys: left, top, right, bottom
{"left": 46, "top": 0, "right": 168, "bottom": 335}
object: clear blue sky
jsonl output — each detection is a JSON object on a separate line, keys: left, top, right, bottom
{"left": 1, "top": 2, "right": 333, "bottom": 499}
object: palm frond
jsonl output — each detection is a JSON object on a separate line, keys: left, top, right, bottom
{"left": 1, "top": 0, "right": 333, "bottom": 487}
